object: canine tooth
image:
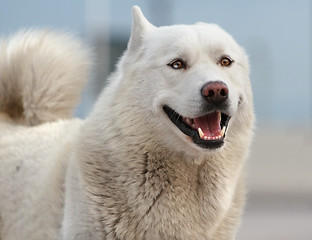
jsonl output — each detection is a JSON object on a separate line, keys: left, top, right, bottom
{"left": 220, "top": 126, "right": 226, "bottom": 137}
{"left": 198, "top": 127, "right": 204, "bottom": 139}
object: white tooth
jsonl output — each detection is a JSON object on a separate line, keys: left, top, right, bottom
{"left": 220, "top": 126, "right": 226, "bottom": 137}
{"left": 198, "top": 127, "right": 204, "bottom": 139}
{"left": 218, "top": 111, "right": 221, "bottom": 121}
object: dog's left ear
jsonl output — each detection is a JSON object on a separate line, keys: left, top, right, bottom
{"left": 128, "top": 6, "right": 156, "bottom": 51}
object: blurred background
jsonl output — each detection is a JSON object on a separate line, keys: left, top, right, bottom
{"left": 1, "top": 0, "right": 311, "bottom": 239}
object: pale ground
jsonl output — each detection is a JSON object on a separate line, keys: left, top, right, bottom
{"left": 237, "top": 125, "right": 312, "bottom": 240}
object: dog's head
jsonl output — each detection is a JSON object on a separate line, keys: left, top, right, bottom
{"left": 117, "top": 6, "right": 254, "bottom": 156}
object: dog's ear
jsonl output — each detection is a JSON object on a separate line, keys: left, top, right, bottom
{"left": 128, "top": 6, "right": 155, "bottom": 51}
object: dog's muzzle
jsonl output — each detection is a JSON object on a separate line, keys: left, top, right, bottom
{"left": 163, "top": 81, "right": 231, "bottom": 149}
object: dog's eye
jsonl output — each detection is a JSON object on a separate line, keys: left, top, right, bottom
{"left": 220, "top": 56, "right": 233, "bottom": 67}
{"left": 168, "top": 59, "right": 186, "bottom": 70}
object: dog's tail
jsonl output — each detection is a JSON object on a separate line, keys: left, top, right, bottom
{"left": 0, "top": 29, "right": 91, "bottom": 126}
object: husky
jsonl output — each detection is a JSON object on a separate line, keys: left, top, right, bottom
{"left": 0, "top": 6, "right": 254, "bottom": 240}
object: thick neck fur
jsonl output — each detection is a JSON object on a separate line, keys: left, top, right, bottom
{"left": 72, "top": 75, "right": 252, "bottom": 239}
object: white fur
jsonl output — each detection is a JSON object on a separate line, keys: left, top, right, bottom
{"left": 0, "top": 6, "right": 254, "bottom": 240}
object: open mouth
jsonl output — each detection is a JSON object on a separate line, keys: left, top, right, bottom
{"left": 163, "top": 105, "right": 230, "bottom": 149}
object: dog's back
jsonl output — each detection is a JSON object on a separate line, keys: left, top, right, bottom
{"left": 0, "top": 30, "right": 91, "bottom": 240}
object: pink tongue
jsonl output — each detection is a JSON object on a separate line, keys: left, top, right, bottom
{"left": 193, "top": 112, "right": 221, "bottom": 137}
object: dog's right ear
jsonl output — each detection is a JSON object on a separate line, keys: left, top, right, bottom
{"left": 128, "top": 6, "right": 156, "bottom": 51}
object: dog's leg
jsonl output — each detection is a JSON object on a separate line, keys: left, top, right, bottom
{"left": 212, "top": 177, "right": 245, "bottom": 240}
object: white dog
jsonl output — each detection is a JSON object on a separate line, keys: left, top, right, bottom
{"left": 0, "top": 6, "right": 254, "bottom": 240}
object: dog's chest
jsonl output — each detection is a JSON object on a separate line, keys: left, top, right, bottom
{"left": 112, "top": 158, "right": 232, "bottom": 240}
{"left": 137, "top": 187, "right": 214, "bottom": 239}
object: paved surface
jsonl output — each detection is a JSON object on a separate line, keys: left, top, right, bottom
{"left": 237, "top": 195, "right": 312, "bottom": 240}
{"left": 237, "top": 125, "right": 312, "bottom": 240}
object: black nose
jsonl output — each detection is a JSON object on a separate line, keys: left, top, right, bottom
{"left": 201, "top": 81, "right": 229, "bottom": 103}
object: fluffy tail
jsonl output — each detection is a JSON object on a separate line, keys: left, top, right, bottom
{"left": 0, "top": 29, "right": 91, "bottom": 126}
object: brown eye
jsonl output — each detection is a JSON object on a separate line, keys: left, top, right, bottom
{"left": 168, "top": 59, "right": 186, "bottom": 70}
{"left": 220, "top": 56, "right": 233, "bottom": 67}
